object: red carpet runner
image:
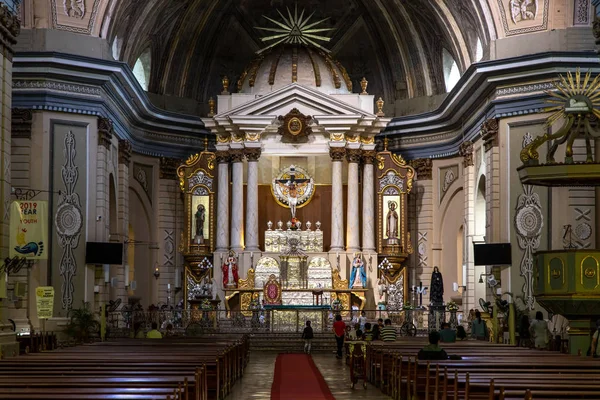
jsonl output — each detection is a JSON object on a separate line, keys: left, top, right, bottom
{"left": 270, "top": 354, "right": 335, "bottom": 400}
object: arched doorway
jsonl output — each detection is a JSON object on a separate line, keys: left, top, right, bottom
{"left": 128, "top": 186, "right": 155, "bottom": 308}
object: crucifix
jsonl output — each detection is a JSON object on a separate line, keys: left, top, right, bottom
{"left": 274, "top": 166, "right": 310, "bottom": 219}
{"left": 413, "top": 281, "right": 428, "bottom": 307}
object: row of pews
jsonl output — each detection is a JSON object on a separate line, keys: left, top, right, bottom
{"left": 0, "top": 334, "right": 248, "bottom": 399}
{"left": 366, "top": 339, "right": 600, "bottom": 400}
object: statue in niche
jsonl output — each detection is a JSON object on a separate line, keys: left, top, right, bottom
{"left": 195, "top": 204, "right": 206, "bottom": 242}
{"left": 430, "top": 266, "right": 444, "bottom": 305}
{"left": 349, "top": 253, "right": 367, "bottom": 289}
{"left": 200, "top": 276, "right": 212, "bottom": 297}
{"left": 222, "top": 251, "right": 239, "bottom": 288}
{"left": 376, "top": 277, "right": 387, "bottom": 309}
{"left": 386, "top": 201, "right": 399, "bottom": 245}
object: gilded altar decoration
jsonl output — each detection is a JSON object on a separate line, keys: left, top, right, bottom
{"left": 271, "top": 165, "right": 315, "bottom": 214}
{"left": 331, "top": 269, "right": 350, "bottom": 316}
{"left": 263, "top": 274, "right": 282, "bottom": 305}
{"left": 277, "top": 108, "right": 313, "bottom": 142}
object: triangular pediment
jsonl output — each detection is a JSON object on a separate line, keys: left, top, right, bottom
{"left": 216, "top": 83, "right": 373, "bottom": 118}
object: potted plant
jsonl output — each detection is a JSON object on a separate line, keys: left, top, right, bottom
{"left": 65, "top": 301, "right": 100, "bottom": 343}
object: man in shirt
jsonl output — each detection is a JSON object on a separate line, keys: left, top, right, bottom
{"left": 146, "top": 322, "right": 163, "bottom": 339}
{"left": 439, "top": 322, "right": 457, "bottom": 343}
{"left": 333, "top": 314, "right": 346, "bottom": 359}
{"left": 418, "top": 331, "right": 448, "bottom": 360}
{"left": 380, "top": 318, "right": 397, "bottom": 342}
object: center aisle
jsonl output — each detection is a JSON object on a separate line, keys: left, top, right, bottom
{"left": 270, "top": 354, "right": 335, "bottom": 400}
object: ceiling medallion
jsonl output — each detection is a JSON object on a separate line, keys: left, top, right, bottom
{"left": 278, "top": 108, "right": 313, "bottom": 142}
{"left": 255, "top": 4, "right": 334, "bottom": 54}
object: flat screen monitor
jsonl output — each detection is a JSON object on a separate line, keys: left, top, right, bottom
{"left": 473, "top": 243, "right": 512, "bottom": 266}
{"left": 85, "top": 242, "right": 123, "bottom": 265}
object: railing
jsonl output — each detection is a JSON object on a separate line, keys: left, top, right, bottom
{"left": 105, "top": 307, "right": 464, "bottom": 338}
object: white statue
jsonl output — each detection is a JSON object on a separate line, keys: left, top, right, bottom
{"left": 386, "top": 201, "right": 399, "bottom": 244}
{"left": 377, "top": 277, "right": 387, "bottom": 304}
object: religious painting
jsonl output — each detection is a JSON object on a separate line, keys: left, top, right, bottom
{"left": 497, "top": 0, "right": 549, "bottom": 37}
{"left": 190, "top": 195, "right": 210, "bottom": 244}
{"left": 383, "top": 195, "right": 401, "bottom": 244}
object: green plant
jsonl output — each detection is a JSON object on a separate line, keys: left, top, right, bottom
{"left": 65, "top": 301, "right": 100, "bottom": 343}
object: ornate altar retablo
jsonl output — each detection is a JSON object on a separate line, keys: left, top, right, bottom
{"left": 263, "top": 274, "right": 282, "bottom": 305}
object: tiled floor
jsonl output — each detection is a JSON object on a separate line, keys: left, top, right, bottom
{"left": 226, "top": 351, "right": 391, "bottom": 399}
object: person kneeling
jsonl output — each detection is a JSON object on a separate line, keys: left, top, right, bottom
{"left": 418, "top": 331, "right": 448, "bottom": 360}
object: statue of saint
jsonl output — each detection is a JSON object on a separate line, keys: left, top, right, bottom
{"left": 349, "top": 253, "right": 367, "bottom": 289}
{"left": 386, "top": 201, "right": 399, "bottom": 244}
{"left": 195, "top": 204, "right": 205, "bottom": 238}
{"left": 430, "top": 266, "right": 444, "bottom": 305}
{"left": 222, "top": 251, "right": 239, "bottom": 287}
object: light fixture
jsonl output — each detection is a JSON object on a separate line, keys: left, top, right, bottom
{"left": 153, "top": 262, "right": 160, "bottom": 280}
{"left": 479, "top": 273, "right": 494, "bottom": 284}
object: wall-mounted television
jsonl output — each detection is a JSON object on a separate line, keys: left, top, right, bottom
{"left": 85, "top": 242, "right": 123, "bottom": 265}
{"left": 473, "top": 243, "right": 512, "bottom": 266}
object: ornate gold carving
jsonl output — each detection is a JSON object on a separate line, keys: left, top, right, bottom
{"left": 97, "top": 117, "right": 113, "bottom": 150}
{"left": 551, "top": 268, "right": 561, "bottom": 280}
{"left": 229, "top": 149, "right": 244, "bottom": 163}
{"left": 248, "top": 56, "right": 264, "bottom": 88}
{"left": 207, "top": 153, "right": 215, "bottom": 170}
{"left": 118, "top": 139, "right": 132, "bottom": 165}
{"left": 11, "top": 108, "right": 33, "bottom": 139}
{"left": 406, "top": 232, "right": 413, "bottom": 254}
{"left": 208, "top": 97, "right": 215, "bottom": 117}
{"left": 245, "top": 148, "right": 261, "bottom": 162}
{"left": 278, "top": 108, "right": 313, "bottom": 141}
{"left": 391, "top": 153, "right": 407, "bottom": 167}
{"left": 376, "top": 97, "right": 385, "bottom": 117}
{"left": 269, "top": 47, "right": 284, "bottom": 85}
{"left": 321, "top": 51, "right": 341, "bottom": 89}
{"left": 360, "top": 136, "right": 375, "bottom": 145}
{"left": 215, "top": 151, "right": 230, "bottom": 164}
{"left": 330, "top": 147, "right": 346, "bottom": 161}
{"left": 160, "top": 157, "right": 180, "bottom": 180}
{"left": 360, "top": 77, "right": 368, "bottom": 95}
{"left": 245, "top": 132, "right": 261, "bottom": 142}
{"left": 362, "top": 150, "right": 377, "bottom": 164}
{"left": 231, "top": 133, "right": 244, "bottom": 143}
{"left": 585, "top": 267, "right": 596, "bottom": 279}
{"left": 186, "top": 153, "right": 200, "bottom": 166}
{"left": 482, "top": 118, "right": 499, "bottom": 152}
{"left": 237, "top": 68, "right": 249, "bottom": 92}
{"left": 345, "top": 134, "right": 359, "bottom": 143}
{"left": 409, "top": 158, "right": 433, "bottom": 180}
{"left": 331, "top": 269, "right": 350, "bottom": 316}
{"left": 330, "top": 133, "right": 344, "bottom": 142}
{"left": 217, "top": 134, "right": 230, "bottom": 143}
{"left": 292, "top": 47, "right": 298, "bottom": 83}
{"left": 238, "top": 269, "right": 256, "bottom": 317}
{"left": 376, "top": 154, "right": 385, "bottom": 170}
{"left": 334, "top": 59, "right": 353, "bottom": 92}
{"left": 346, "top": 149, "right": 362, "bottom": 163}
{"left": 222, "top": 76, "right": 229, "bottom": 94}
{"left": 459, "top": 141, "right": 474, "bottom": 167}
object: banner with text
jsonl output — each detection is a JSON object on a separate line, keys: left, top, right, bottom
{"left": 9, "top": 201, "right": 48, "bottom": 259}
{"left": 35, "top": 286, "right": 54, "bottom": 319}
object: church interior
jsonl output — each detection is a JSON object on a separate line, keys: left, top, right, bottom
{"left": 0, "top": 0, "right": 600, "bottom": 398}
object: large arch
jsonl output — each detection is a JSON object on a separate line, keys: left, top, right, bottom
{"left": 439, "top": 187, "right": 465, "bottom": 302}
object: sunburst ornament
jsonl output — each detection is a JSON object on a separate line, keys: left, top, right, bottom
{"left": 544, "top": 69, "right": 600, "bottom": 127}
{"left": 256, "top": 4, "right": 334, "bottom": 54}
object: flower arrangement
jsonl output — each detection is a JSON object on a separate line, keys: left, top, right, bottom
{"left": 200, "top": 298, "right": 213, "bottom": 311}
{"left": 446, "top": 301, "right": 459, "bottom": 312}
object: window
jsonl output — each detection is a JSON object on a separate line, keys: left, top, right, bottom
{"left": 442, "top": 48, "right": 460, "bottom": 93}
{"left": 111, "top": 36, "right": 122, "bottom": 61}
{"left": 475, "top": 38, "right": 483, "bottom": 63}
{"left": 133, "top": 48, "right": 151, "bottom": 91}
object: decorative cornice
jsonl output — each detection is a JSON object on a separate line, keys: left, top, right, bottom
{"left": 11, "top": 108, "right": 32, "bottom": 139}
{"left": 481, "top": 118, "right": 499, "bottom": 152}
{"left": 97, "top": 117, "right": 113, "bottom": 150}
{"left": 118, "top": 139, "right": 132, "bottom": 166}
{"left": 244, "top": 148, "right": 261, "bottom": 162}
{"left": 215, "top": 151, "right": 230, "bottom": 164}
{"left": 229, "top": 149, "right": 244, "bottom": 163}
{"left": 362, "top": 150, "right": 377, "bottom": 164}
{"left": 459, "top": 141, "right": 474, "bottom": 168}
{"left": 409, "top": 158, "right": 433, "bottom": 180}
{"left": 159, "top": 157, "right": 181, "bottom": 180}
{"left": 346, "top": 148, "right": 362, "bottom": 164}
{"left": 0, "top": 4, "right": 20, "bottom": 60}
{"left": 330, "top": 147, "right": 346, "bottom": 161}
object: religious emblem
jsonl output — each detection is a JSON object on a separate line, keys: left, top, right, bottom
{"left": 277, "top": 108, "right": 313, "bottom": 142}
{"left": 272, "top": 165, "right": 315, "bottom": 218}
{"left": 63, "top": 0, "right": 85, "bottom": 19}
{"left": 509, "top": 0, "right": 537, "bottom": 24}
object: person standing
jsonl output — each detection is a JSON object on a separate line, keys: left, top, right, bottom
{"left": 530, "top": 311, "right": 549, "bottom": 349}
{"left": 302, "top": 320, "right": 314, "bottom": 354}
{"left": 333, "top": 314, "right": 346, "bottom": 359}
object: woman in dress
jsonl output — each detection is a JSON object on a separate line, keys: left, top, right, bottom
{"left": 430, "top": 266, "right": 444, "bottom": 305}
{"left": 529, "top": 311, "right": 549, "bottom": 349}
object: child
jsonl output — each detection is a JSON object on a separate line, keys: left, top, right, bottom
{"left": 302, "top": 320, "right": 314, "bottom": 354}
{"left": 363, "top": 322, "right": 373, "bottom": 341}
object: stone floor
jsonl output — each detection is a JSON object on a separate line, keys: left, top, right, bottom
{"left": 226, "top": 351, "right": 391, "bottom": 399}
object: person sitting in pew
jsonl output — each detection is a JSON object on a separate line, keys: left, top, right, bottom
{"left": 380, "top": 319, "right": 397, "bottom": 342}
{"left": 418, "top": 331, "right": 448, "bottom": 360}
{"left": 456, "top": 325, "right": 467, "bottom": 340}
{"left": 146, "top": 322, "right": 163, "bottom": 339}
{"left": 439, "top": 322, "right": 457, "bottom": 343}
{"left": 133, "top": 322, "right": 145, "bottom": 339}
{"left": 471, "top": 310, "right": 488, "bottom": 341}
{"left": 363, "top": 323, "right": 374, "bottom": 341}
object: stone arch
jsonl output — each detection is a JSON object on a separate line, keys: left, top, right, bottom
{"left": 442, "top": 48, "right": 461, "bottom": 92}
{"left": 133, "top": 48, "right": 151, "bottom": 91}
{"left": 475, "top": 174, "right": 487, "bottom": 238}
{"left": 439, "top": 187, "right": 464, "bottom": 301}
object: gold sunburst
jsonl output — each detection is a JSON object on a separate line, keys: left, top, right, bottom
{"left": 256, "top": 4, "right": 334, "bottom": 54}
{"left": 543, "top": 68, "right": 600, "bottom": 127}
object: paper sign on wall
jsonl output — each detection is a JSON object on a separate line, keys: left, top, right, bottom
{"left": 9, "top": 201, "right": 48, "bottom": 259}
{"left": 36, "top": 286, "right": 54, "bottom": 319}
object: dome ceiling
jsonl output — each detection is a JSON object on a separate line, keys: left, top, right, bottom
{"left": 106, "top": 0, "right": 494, "bottom": 109}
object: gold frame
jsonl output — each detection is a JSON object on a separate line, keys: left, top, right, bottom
{"left": 269, "top": 166, "right": 316, "bottom": 210}
{"left": 263, "top": 274, "right": 282, "bottom": 305}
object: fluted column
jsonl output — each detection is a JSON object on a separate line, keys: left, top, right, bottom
{"left": 330, "top": 148, "right": 346, "bottom": 251}
{"left": 245, "top": 148, "right": 261, "bottom": 252}
{"left": 215, "top": 151, "right": 230, "bottom": 252}
{"left": 362, "top": 151, "right": 376, "bottom": 252}
{"left": 346, "top": 149, "right": 361, "bottom": 253}
{"left": 230, "top": 150, "right": 245, "bottom": 252}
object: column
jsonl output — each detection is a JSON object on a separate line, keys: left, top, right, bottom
{"left": 411, "top": 158, "right": 433, "bottom": 297}
{"left": 346, "top": 149, "right": 361, "bottom": 253}
{"left": 362, "top": 151, "right": 376, "bottom": 252}
{"left": 117, "top": 139, "right": 132, "bottom": 303}
{"left": 459, "top": 141, "right": 476, "bottom": 314}
{"left": 230, "top": 149, "right": 244, "bottom": 252}
{"left": 330, "top": 147, "right": 345, "bottom": 251}
{"left": 215, "top": 151, "right": 230, "bottom": 252}
{"left": 245, "top": 148, "right": 261, "bottom": 252}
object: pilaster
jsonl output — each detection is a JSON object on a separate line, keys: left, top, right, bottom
{"left": 245, "top": 148, "right": 261, "bottom": 252}
{"left": 460, "top": 141, "right": 476, "bottom": 312}
{"left": 117, "top": 139, "right": 131, "bottom": 302}
{"left": 362, "top": 151, "right": 376, "bottom": 253}
{"left": 329, "top": 147, "right": 345, "bottom": 252}
{"left": 215, "top": 151, "right": 230, "bottom": 252}
{"left": 410, "top": 158, "right": 433, "bottom": 299}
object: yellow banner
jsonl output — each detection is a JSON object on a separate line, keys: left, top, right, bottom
{"left": 36, "top": 286, "right": 54, "bottom": 319}
{"left": 9, "top": 201, "right": 48, "bottom": 259}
